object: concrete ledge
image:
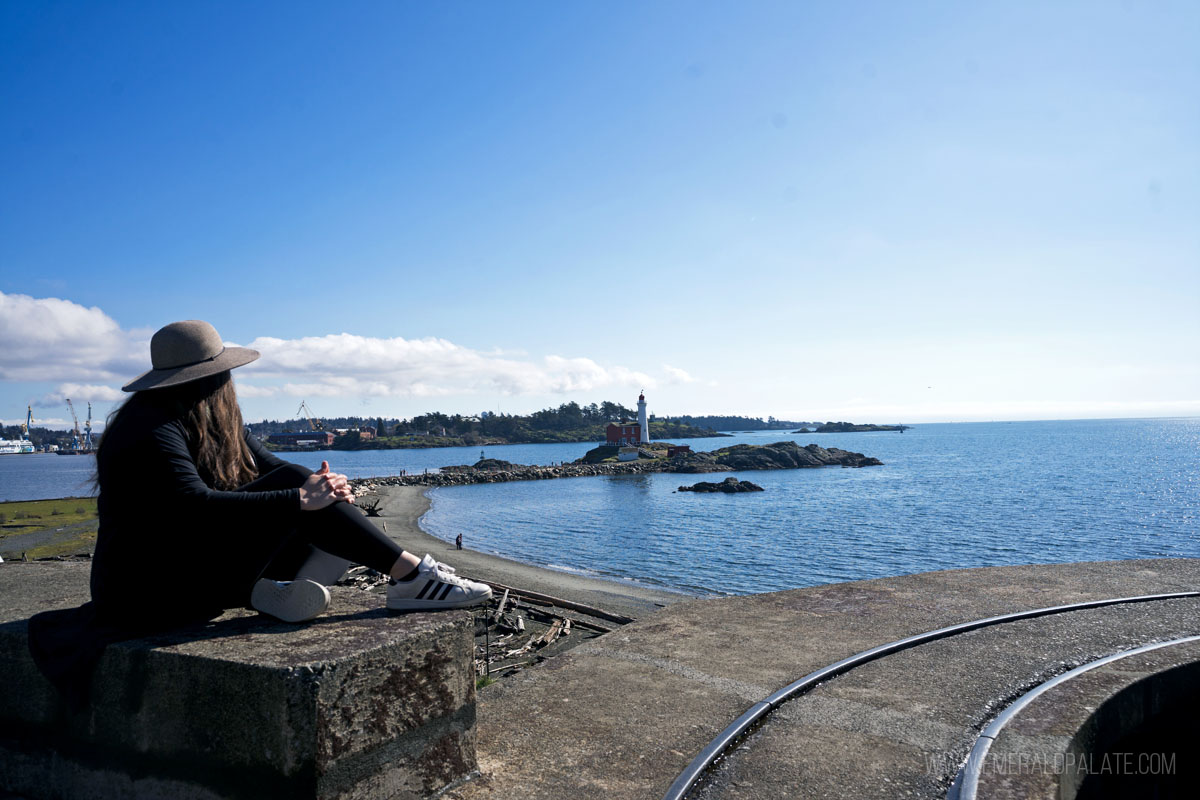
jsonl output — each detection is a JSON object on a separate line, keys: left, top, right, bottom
{"left": 449, "top": 558, "right": 1200, "bottom": 799}
{"left": 0, "top": 562, "right": 477, "bottom": 800}
{"left": 977, "top": 638, "right": 1200, "bottom": 800}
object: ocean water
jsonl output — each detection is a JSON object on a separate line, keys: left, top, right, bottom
{"left": 1, "top": 453, "right": 99, "bottom": 502}
{"left": 0, "top": 439, "right": 600, "bottom": 502}
{"left": 5, "top": 419, "right": 1198, "bottom": 597}
{"left": 421, "top": 419, "right": 1200, "bottom": 596}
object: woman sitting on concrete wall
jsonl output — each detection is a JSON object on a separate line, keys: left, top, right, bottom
{"left": 29, "top": 320, "right": 490, "bottom": 707}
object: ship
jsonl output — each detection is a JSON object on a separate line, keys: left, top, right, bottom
{"left": 0, "top": 437, "right": 35, "bottom": 455}
{"left": 2, "top": 405, "right": 37, "bottom": 454}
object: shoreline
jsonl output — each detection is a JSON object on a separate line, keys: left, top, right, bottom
{"left": 369, "top": 484, "right": 693, "bottom": 621}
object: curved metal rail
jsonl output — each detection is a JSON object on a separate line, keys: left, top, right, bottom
{"left": 662, "top": 591, "right": 1200, "bottom": 800}
{"left": 947, "top": 634, "right": 1200, "bottom": 800}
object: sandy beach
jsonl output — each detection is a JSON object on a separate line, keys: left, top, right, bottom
{"left": 369, "top": 484, "right": 691, "bottom": 621}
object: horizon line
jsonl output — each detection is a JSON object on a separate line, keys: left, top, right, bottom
{"left": 9, "top": 413, "right": 1198, "bottom": 433}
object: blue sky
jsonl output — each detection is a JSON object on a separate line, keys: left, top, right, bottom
{"left": 2, "top": 0, "right": 1197, "bottom": 428}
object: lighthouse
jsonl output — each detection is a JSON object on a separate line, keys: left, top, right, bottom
{"left": 638, "top": 391, "right": 649, "bottom": 444}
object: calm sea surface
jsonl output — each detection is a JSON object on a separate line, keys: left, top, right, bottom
{"left": 5, "top": 419, "right": 1197, "bottom": 596}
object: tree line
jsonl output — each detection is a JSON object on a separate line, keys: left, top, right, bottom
{"left": 661, "top": 414, "right": 811, "bottom": 431}
{"left": 244, "top": 400, "right": 727, "bottom": 447}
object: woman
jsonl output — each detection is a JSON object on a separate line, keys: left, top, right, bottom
{"left": 30, "top": 320, "right": 489, "bottom": 706}
{"left": 96, "top": 318, "right": 491, "bottom": 623}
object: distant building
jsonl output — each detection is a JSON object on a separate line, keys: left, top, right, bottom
{"left": 606, "top": 422, "right": 641, "bottom": 446}
{"left": 605, "top": 391, "right": 652, "bottom": 446}
{"left": 268, "top": 431, "right": 335, "bottom": 447}
{"left": 333, "top": 427, "right": 375, "bottom": 439}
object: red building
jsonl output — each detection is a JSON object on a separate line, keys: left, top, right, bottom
{"left": 605, "top": 422, "right": 641, "bottom": 446}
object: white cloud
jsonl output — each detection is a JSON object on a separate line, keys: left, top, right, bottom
{"left": 238, "top": 333, "right": 654, "bottom": 399}
{"left": 663, "top": 365, "right": 697, "bottom": 384}
{"left": 35, "top": 383, "right": 125, "bottom": 408}
{"left": 231, "top": 382, "right": 279, "bottom": 398}
{"left": 2, "top": 294, "right": 656, "bottom": 409}
{"left": 1, "top": 415, "right": 72, "bottom": 429}
{"left": 0, "top": 291, "right": 146, "bottom": 382}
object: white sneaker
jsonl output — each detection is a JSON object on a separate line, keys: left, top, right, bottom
{"left": 387, "top": 554, "right": 493, "bottom": 611}
{"left": 251, "top": 578, "right": 331, "bottom": 623}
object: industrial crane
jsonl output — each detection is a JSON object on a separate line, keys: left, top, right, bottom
{"left": 65, "top": 399, "right": 82, "bottom": 450}
{"left": 22, "top": 405, "right": 33, "bottom": 435}
{"left": 297, "top": 401, "right": 324, "bottom": 431}
{"left": 85, "top": 402, "right": 94, "bottom": 450}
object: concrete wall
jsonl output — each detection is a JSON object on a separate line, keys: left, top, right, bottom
{"left": 0, "top": 562, "right": 478, "bottom": 800}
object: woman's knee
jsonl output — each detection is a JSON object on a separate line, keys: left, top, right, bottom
{"left": 275, "top": 463, "right": 312, "bottom": 487}
{"left": 282, "top": 463, "right": 311, "bottom": 478}
{"left": 242, "top": 463, "right": 312, "bottom": 492}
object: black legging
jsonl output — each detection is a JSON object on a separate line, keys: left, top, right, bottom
{"left": 242, "top": 464, "right": 407, "bottom": 585}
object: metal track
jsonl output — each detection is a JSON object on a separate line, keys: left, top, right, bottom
{"left": 662, "top": 591, "right": 1200, "bottom": 800}
{"left": 947, "top": 634, "right": 1200, "bottom": 800}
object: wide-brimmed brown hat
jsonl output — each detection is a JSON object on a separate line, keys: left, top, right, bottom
{"left": 122, "top": 320, "right": 260, "bottom": 392}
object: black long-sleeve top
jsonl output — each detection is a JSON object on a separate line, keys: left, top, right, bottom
{"left": 90, "top": 400, "right": 302, "bottom": 616}
{"left": 29, "top": 399, "right": 316, "bottom": 710}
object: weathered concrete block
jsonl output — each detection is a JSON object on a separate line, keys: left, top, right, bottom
{"left": 0, "top": 562, "right": 477, "bottom": 799}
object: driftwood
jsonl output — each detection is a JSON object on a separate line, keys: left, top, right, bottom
{"left": 479, "top": 580, "right": 636, "bottom": 624}
{"left": 506, "top": 599, "right": 613, "bottom": 635}
{"left": 537, "top": 618, "right": 564, "bottom": 648}
{"left": 562, "top": 617, "right": 613, "bottom": 634}
{"left": 503, "top": 616, "right": 571, "bottom": 658}
{"left": 491, "top": 588, "right": 510, "bottom": 623}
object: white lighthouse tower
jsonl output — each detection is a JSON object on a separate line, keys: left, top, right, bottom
{"left": 638, "top": 391, "right": 650, "bottom": 444}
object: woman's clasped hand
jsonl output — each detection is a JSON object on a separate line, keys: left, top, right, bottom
{"left": 298, "top": 461, "right": 356, "bottom": 510}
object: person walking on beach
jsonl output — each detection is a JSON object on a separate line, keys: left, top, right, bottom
{"left": 456, "top": 532, "right": 463, "bottom": 550}
{"left": 28, "top": 320, "right": 491, "bottom": 705}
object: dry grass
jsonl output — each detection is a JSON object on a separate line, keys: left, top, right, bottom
{"left": 0, "top": 497, "right": 98, "bottom": 559}
{"left": 0, "top": 497, "right": 97, "bottom": 534}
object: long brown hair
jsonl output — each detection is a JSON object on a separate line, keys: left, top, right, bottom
{"left": 99, "top": 371, "right": 259, "bottom": 490}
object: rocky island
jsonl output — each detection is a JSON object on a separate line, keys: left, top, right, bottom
{"left": 678, "top": 477, "right": 764, "bottom": 493}
{"left": 354, "top": 441, "right": 881, "bottom": 492}
{"left": 796, "top": 421, "right": 910, "bottom": 433}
